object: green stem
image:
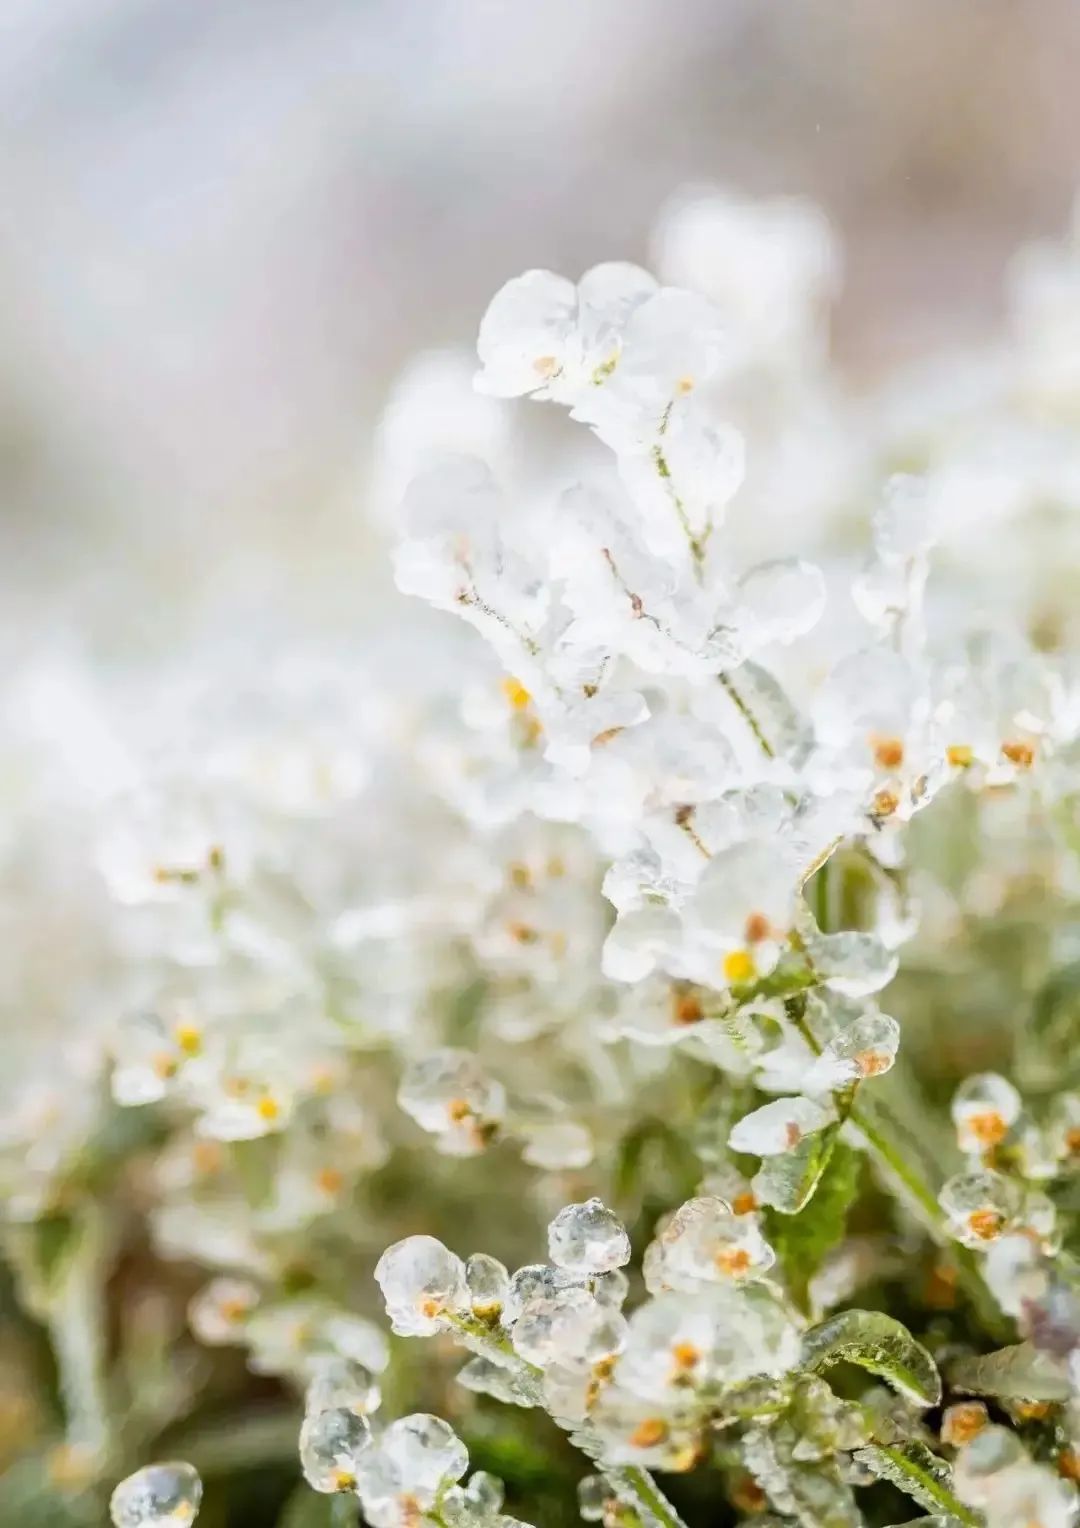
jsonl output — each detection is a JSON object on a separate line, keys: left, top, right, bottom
{"left": 787, "top": 999, "right": 1012, "bottom": 1342}
{"left": 845, "top": 1100, "right": 943, "bottom": 1228}
{"left": 608, "top": 1464, "right": 690, "bottom": 1528}
{"left": 716, "top": 672, "right": 775, "bottom": 758}
{"left": 49, "top": 1212, "right": 111, "bottom": 1463}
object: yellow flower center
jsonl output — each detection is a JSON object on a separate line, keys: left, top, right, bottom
{"left": 629, "top": 1418, "right": 669, "bottom": 1449}
{"left": 870, "top": 734, "right": 905, "bottom": 770}
{"left": 501, "top": 676, "right": 532, "bottom": 710}
{"left": 966, "top": 1208, "right": 1004, "bottom": 1241}
{"left": 722, "top": 949, "right": 756, "bottom": 985}
{"left": 1001, "top": 738, "right": 1035, "bottom": 768}
{"left": 964, "top": 1110, "right": 1007, "bottom": 1147}
{"left": 854, "top": 1049, "right": 891, "bottom": 1077}
{"left": 715, "top": 1246, "right": 752, "bottom": 1277}
{"left": 174, "top": 1023, "right": 203, "bottom": 1057}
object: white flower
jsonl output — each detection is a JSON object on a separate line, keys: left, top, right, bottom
{"left": 728, "top": 1096, "right": 835, "bottom": 1157}
{"left": 374, "top": 1236, "right": 470, "bottom": 1336}
{"left": 354, "top": 1415, "right": 469, "bottom": 1527}
{"left": 475, "top": 264, "right": 657, "bottom": 403}
{"left": 951, "top": 1072, "right": 1023, "bottom": 1156}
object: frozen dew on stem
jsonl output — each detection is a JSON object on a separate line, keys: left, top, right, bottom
{"left": 110, "top": 1463, "right": 202, "bottom": 1527}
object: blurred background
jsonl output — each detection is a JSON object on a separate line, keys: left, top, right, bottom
{"left": 3, "top": 0, "right": 1080, "bottom": 652}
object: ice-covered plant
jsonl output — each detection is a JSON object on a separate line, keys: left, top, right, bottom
{"left": 10, "top": 188, "right": 1080, "bottom": 1527}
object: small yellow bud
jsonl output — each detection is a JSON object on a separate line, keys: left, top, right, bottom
{"left": 174, "top": 1023, "right": 203, "bottom": 1057}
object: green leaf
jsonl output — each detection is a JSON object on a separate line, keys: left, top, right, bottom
{"left": 853, "top": 1443, "right": 978, "bottom": 1525}
{"left": 765, "top": 1140, "right": 860, "bottom": 1308}
{"left": 753, "top": 1123, "right": 841, "bottom": 1215}
{"left": 801, "top": 1310, "right": 941, "bottom": 1407}
{"left": 946, "top": 1340, "right": 1071, "bottom": 1401}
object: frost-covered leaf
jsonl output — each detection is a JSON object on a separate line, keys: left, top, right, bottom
{"left": 765, "top": 1141, "right": 860, "bottom": 1308}
{"left": 742, "top": 1425, "right": 861, "bottom": 1528}
{"left": 853, "top": 1443, "right": 976, "bottom": 1524}
{"left": 457, "top": 1356, "right": 538, "bottom": 1408}
{"left": 946, "top": 1340, "right": 1071, "bottom": 1402}
{"left": 753, "top": 1123, "right": 841, "bottom": 1214}
{"left": 801, "top": 1310, "right": 941, "bottom": 1407}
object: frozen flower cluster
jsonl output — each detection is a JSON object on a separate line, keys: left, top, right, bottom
{"left": 297, "top": 1354, "right": 532, "bottom": 1528}
{"left": 11, "top": 184, "right": 1080, "bottom": 1526}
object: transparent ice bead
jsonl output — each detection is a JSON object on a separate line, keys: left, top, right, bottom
{"left": 355, "top": 1414, "right": 469, "bottom": 1516}
{"left": 511, "top": 1286, "right": 627, "bottom": 1369}
{"left": 547, "top": 1198, "right": 631, "bottom": 1275}
{"left": 466, "top": 1253, "right": 511, "bottom": 1320}
{"left": 374, "top": 1235, "right": 469, "bottom": 1335}
{"left": 305, "top": 1356, "right": 382, "bottom": 1418}
{"left": 299, "top": 1406, "right": 372, "bottom": 1492}
{"left": 939, "top": 1169, "right": 1021, "bottom": 1247}
{"left": 577, "top": 1474, "right": 610, "bottom": 1521}
{"left": 110, "top": 1463, "right": 202, "bottom": 1527}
